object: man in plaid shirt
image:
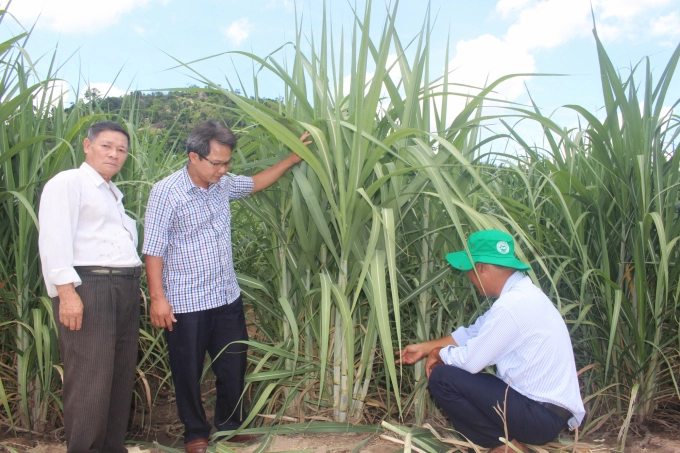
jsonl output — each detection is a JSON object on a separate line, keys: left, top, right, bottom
{"left": 143, "top": 120, "right": 310, "bottom": 453}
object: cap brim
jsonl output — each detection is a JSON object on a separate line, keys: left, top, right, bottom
{"left": 446, "top": 251, "right": 474, "bottom": 271}
{"left": 486, "top": 256, "right": 532, "bottom": 271}
{"left": 446, "top": 252, "right": 532, "bottom": 271}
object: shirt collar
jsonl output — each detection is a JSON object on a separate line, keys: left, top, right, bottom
{"left": 181, "top": 164, "right": 202, "bottom": 194}
{"left": 500, "top": 271, "right": 526, "bottom": 296}
{"left": 181, "top": 163, "right": 227, "bottom": 194}
{"left": 80, "top": 162, "right": 124, "bottom": 200}
{"left": 80, "top": 162, "right": 106, "bottom": 187}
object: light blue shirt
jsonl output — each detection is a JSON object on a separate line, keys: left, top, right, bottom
{"left": 440, "top": 272, "right": 586, "bottom": 429}
{"left": 142, "top": 166, "right": 253, "bottom": 313}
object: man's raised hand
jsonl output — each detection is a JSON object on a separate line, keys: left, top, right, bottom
{"left": 288, "top": 131, "right": 312, "bottom": 164}
{"left": 395, "top": 344, "right": 427, "bottom": 365}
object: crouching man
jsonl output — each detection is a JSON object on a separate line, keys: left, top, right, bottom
{"left": 396, "top": 230, "right": 585, "bottom": 453}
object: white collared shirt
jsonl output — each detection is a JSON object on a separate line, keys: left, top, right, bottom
{"left": 38, "top": 162, "right": 142, "bottom": 297}
{"left": 439, "top": 272, "right": 586, "bottom": 429}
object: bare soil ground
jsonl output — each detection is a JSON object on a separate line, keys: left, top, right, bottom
{"left": 2, "top": 422, "right": 680, "bottom": 453}
{"left": 2, "top": 386, "right": 678, "bottom": 453}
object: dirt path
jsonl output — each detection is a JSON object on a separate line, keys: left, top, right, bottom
{"left": 3, "top": 430, "right": 680, "bottom": 453}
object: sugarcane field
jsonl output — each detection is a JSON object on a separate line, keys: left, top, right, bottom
{"left": 0, "top": 1, "right": 679, "bottom": 453}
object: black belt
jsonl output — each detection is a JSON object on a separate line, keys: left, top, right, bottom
{"left": 539, "top": 402, "right": 572, "bottom": 422}
{"left": 75, "top": 266, "right": 142, "bottom": 277}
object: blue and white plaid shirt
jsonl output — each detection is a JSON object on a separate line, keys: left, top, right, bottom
{"left": 142, "top": 166, "right": 254, "bottom": 313}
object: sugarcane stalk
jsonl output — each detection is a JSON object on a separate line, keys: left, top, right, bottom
{"left": 414, "top": 197, "right": 430, "bottom": 424}
{"left": 335, "top": 256, "right": 349, "bottom": 421}
{"left": 351, "top": 315, "right": 378, "bottom": 423}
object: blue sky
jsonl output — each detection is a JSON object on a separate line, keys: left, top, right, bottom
{"left": 5, "top": 0, "right": 680, "bottom": 133}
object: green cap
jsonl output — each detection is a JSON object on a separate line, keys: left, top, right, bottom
{"left": 446, "top": 230, "right": 531, "bottom": 271}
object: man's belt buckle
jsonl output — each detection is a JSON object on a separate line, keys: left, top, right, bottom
{"left": 91, "top": 269, "right": 113, "bottom": 274}
{"left": 76, "top": 266, "right": 141, "bottom": 277}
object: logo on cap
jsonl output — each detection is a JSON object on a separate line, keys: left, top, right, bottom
{"left": 496, "top": 241, "right": 510, "bottom": 254}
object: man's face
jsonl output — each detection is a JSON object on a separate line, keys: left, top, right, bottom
{"left": 83, "top": 130, "right": 129, "bottom": 181}
{"left": 467, "top": 263, "right": 489, "bottom": 296}
{"left": 188, "top": 139, "right": 232, "bottom": 188}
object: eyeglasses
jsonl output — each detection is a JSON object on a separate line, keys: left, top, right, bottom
{"left": 200, "top": 155, "right": 234, "bottom": 169}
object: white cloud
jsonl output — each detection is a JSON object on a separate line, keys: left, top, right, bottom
{"left": 492, "top": 0, "right": 680, "bottom": 50}
{"left": 590, "top": 0, "right": 678, "bottom": 42}
{"left": 79, "top": 83, "right": 126, "bottom": 100}
{"left": 496, "top": 0, "right": 532, "bottom": 17}
{"left": 132, "top": 24, "right": 148, "bottom": 36}
{"left": 595, "top": 23, "right": 623, "bottom": 41}
{"left": 444, "top": 0, "right": 680, "bottom": 112}
{"left": 222, "top": 18, "right": 253, "bottom": 47}
{"left": 7, "top": 0, "right": 157, "bottom": 33}
{"left": 33, "top": 80, "right": 72, "bottom": 108}
{"left": 595, "top": 0, "right": 672, "bottom": 20}
{"left": 342, "top": 54, "right": 401, "bottom": 99}
{"left": 444, "top": 0, "right": 591, "bottom": 115}
{"left": 421, "top": 34, "right": 536, "bottom": 133}
{"left": 651, "top": 12, "right": 680, "bottom": 38}
{"left": 505, "top": 0, "right": 591, "bottom": 50}
{"left": 443, "top": 34, "right": 535, "bottom": 117}
{"left": 266, "top": 0, "right": 296, "bottom": 10}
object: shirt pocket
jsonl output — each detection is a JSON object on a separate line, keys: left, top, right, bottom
{"left": 207, "top": 195, "right": 230, "bottom": 233}
{"left": 175, "top": 201, "right": 209, "bottom": 236}
{"left": 209, "top": 209, "right": 230, "bottom": 234}
{"left": 121, "top": 212, "right": 139, "bottom": 244}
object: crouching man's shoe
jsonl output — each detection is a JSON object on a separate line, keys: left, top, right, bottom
{"left": 489, "top": 440, "right": 530, "bottom": 453}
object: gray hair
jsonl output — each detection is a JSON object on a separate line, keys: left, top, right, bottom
{"left": 87, "top": 122, "right": 130, "bottom": 147}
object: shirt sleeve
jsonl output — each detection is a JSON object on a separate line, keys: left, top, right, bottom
{"left": 440, "top": 306, "right": 521, "bottom": 374}
{"left": 142, "top": 184, "right": 173, "bottom": 258}
{"left": 38, "top": 176, "right": 83, "bottom": 294}
{"left": 451, "top": 310, "right": 490, "bottom": 346}
{"left": 226, "top": 174, "right": 254, "bottom": 200}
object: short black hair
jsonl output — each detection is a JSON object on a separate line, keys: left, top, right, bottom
{"left": 186, "top": 120, "right": 237, "bottom": 158}
{"left": 87, "top": 122, "right": 130, "bottom": 147}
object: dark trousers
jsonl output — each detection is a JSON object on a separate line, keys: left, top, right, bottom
{"left": 428, "top": 365, "right": 566, "bottom": 448}
{"left": 53, "top": 272, "right": 140, "bottom": 453}
{"left": 166, "top": 296, "right": 249, "bottom": 443}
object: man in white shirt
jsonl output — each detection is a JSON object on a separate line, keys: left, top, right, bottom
{"left": 38, "top": 122, "right": 142, "bottom": 453}
{"left": 396, "top": 230, "right": 585, "bottom": 453}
